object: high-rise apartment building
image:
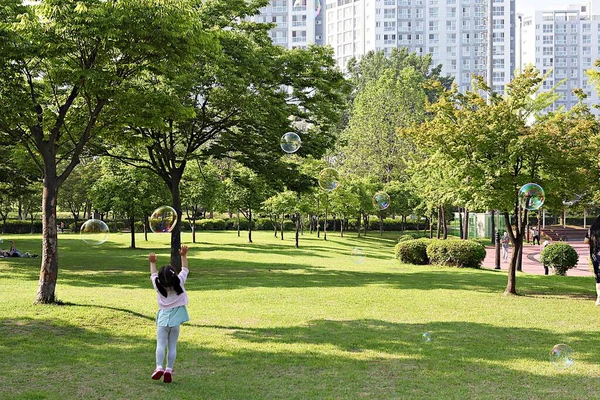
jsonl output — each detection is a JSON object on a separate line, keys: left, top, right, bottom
{"left": 519, "top": 2, "right": 600, "bottom": 112}
{"left": 250, "top": 0, "right": 325, "bottom": 48}
{"left": 324, "top": 0, "right": 516, "bottom": 94}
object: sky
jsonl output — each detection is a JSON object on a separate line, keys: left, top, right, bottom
{"left": 516, "top": 0, "right": 593, "bottom": 16}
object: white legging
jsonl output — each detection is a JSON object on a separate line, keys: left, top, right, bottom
{"left": 156, "top": 325, "right": 181, "bottom": 369}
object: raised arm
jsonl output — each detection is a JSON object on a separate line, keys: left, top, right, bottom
{"left": 148, "top": 252, "right": 158, "bottom": 274}
{"left": 179, "top": 246, "right": 189, "bottom": 270}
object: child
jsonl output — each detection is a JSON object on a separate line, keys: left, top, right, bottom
{"left": 149, "top": 246, "right": 190, "bottom": 383}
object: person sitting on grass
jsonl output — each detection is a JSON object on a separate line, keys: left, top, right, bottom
{"left": 149, "top": 246, "right": 190, "bottom": 384}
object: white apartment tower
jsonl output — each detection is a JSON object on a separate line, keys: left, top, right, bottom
{"left": 325, "top": 0, "right": 516, "bottom": 94}
{"left": 251, "top": 0, "right": 325, "bottom": 48}
{"left": 520, "top": 2, "right": 600, "bottom": 112}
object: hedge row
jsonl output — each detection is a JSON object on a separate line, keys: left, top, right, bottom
{"left": 395, "top": 238, "right": 487, "bottom": 269}
{"left": 1, "top": 217, "right": 428, "bottom": 234}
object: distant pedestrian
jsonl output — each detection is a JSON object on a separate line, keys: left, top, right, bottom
{"left": 532, "top": 228, "right": 540, "bottom": 245}
{"left": 501, "top": 232, "right": 510, "bottom": 262}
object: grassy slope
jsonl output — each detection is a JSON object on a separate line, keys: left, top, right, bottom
{"left": 1, "top": 230, "right": 600, "bottom": 400}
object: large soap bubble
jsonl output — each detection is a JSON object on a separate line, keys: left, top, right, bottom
{"left": 372, "top": 191, "right": 391, "bottom": 211}
{"left": 280, "top": 132, "right": 301, "bottom": 154}
{"left": 150, "top": 206, "right": 178, "bottom": 233}
{"left": 80, "top": 219, "right": 110, "bottom": 245}
{"left": 318, "top": 168, "right": 340, "bottom": 191}
{"left": 550, "top": 344, "right": 574, "bottom": 369}
{"left": 518, "top": 183, "right": 545, "bottom": 211}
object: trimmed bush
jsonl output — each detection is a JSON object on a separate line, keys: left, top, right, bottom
{"left": 398, "top": 233, "right": 417, "bottom": 242}
{"left": 395, "top": 238, "right": 429, "bottom": 265}
{"left": 196, "top": 218, "right": 227, "bottom": 231}
{"left": 426, "top": 239, "right": 486, "bottom": 269}
{"left": 540, "top": 243, "right": 579, "bottom": 276}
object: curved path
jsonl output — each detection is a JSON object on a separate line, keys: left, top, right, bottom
{"left": 481, "top": 241, "right": 592, "bottom": 277}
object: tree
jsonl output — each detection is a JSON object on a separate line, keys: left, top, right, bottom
{"left": 0, "top": 0, "right": 203, "bottom": 303}
{"left": 103, "top": 1, "right": 349, "bottom": 268}
{"left": 181, "top": 161, "right": 224, "bottom": 243}
{"left": 224, "top": 166, "right": 270, "bottom": 243}
{"left": 340, "top": 68, "right": 427, "bottom": 183}
{"left": 412, "top": 68, "right": 592, "bottom": 295}
{"left": 91, "top": 157, "right": 169, "bottom": 249}
{"left": 58, "top": 160, "right": 101, "bottom": 232}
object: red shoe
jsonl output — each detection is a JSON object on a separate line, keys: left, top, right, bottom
{"left": 163, "top": 369, "right": 173, "bottom": 383}
{"left": 151, "top": 368, "right": 164, "bottom": 380}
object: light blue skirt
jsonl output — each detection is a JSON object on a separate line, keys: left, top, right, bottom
{"left": 156, "top": 306, "right": 190, "bottom": 327}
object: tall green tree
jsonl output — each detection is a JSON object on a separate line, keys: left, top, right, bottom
{"left": 0, "top": 0, "right": 203, "bottom": 303}
{"left": 104, "top": 0, "right": 348, "bottom": 268}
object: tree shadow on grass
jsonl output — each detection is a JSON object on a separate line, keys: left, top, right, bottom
{"left": 3, "top": 316, "right": 600, "bottom": 399}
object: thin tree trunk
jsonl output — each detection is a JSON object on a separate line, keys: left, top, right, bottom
{"left": 324, "top": 207, "right": 328, "bottom": 241}
{"left": 281, "top": 214, "right": 284, "bottom": 240}
{"left": 463, "top": 208, "right": 470, "bottom": 239}
{"left": 436, "top": 206, "right": 441, "bottom": 239}
{"left": 129, "top": 215, "right": 136, "bottom": 249}
{"left": 237, "top": 212, "right": 241, "bottom": 237}
{"left": 248, "top": 208, "right": 253, "bottom": 243}
{"left": 459, "top": 209, "right": 464, "bottom": 239}
{"left": 341, "top": 217, "right": 345, "bottom": 237}
{"left": 295, "top": 213, "right": 300, "bottom": 248}
{"left": 441, "top": 206, "right": 448, "bottom": 239}
{"left": 357, "top": 212, "right": 362, "bottom": 238}
{"left": 191, "top": 217, "right": 196, "bottom": 243}
{"left": 379, "top": 213, "right": 384, "bottom": 236}
{"left": 144, "top": 215, "right": 149, "bottom": 242}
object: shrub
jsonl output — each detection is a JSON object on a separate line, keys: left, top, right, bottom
{"left": 540, "top": 243, "right": 579, "bottom": 276}
{"left": 426, "top": 239, "right": 486, "bottom": 269}
{"left": 398, "top": 233, "right": 417, "bottom": 242}
{"left": 394, "top": 238, "right": 429, "bottom": 265}
{"left": 196, "top": 218, "right": 227, "bottom": 230}
{"left": 134, "top": 221, "right": 145, "bottom": 233}
{"left": 116, "top": 221, "right": 125, "bottom": 231}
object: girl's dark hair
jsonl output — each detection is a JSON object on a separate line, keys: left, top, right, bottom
{"left": 155, "top": 266, "right": 183, "bottom": 298}
{"left": 590, "top": 216, "right": 600, "bottom": 254}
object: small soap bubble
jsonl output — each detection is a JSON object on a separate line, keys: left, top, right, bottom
{"left": 318, "top": 168, "right": 340, "bottom": 191}
{"left": 80, "top": 219, "right": 110, "bottom": 245}
{"left": 550, "top": 344, "right": 574, "bottom": 369}
{"left": 351, "top": 247, "right": 365, "bottom": 264}
{"left": 518, "top": 183, "right": 545, "bottom": 211}
{"left": 150, "top": 206, "right": 178, "bottom": 233}
{"left": 422, "top": 332, "right": 432, "bottom": 343}
{"left": 280, "top": 132, "right": 302, "bottom": 154}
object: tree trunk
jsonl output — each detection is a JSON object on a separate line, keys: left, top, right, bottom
{"left": 324, "top": 207, "right": 328, "bottom": 241}
{"left": 295, "top": 213, "right": 300, "bottom": 248}
{"left": 490, "top": 209, "right": 496, "bottom": 244}
{"left": 281, "top": 214, "right": 284, "bottom": 240}
{"left": 191, "top": 217, "right": 196, "bottom": 243}
{"left": 129, "top": 215, "right": 136, "bottom": 249}
{"left": 436, "top": 206, "right": 441, "bottom": 239}
{"left": 357, "top": 212, "right": 362, "bottom": 238}
{"left": 35, "top": 179, "right": 60, "bottom": 304}
{"left": 379, "top": 213, "right": 384, "bottom": 236}
{"left": 441, "top": 206, "right": 448, "bottom": 239}
{"left": 144, "top": 215, "right": 149, "bottom": 242}
{"left": 317, "top": 215, "right": 321, "bottom": 238}
{"left": 272, "top": 216, "right": 278, "bottom": 238}
{"left": 505, "top": 208, "right": 527, "bottom": 295}
{"left": 169, "top": 175, "right": 183, "bottom": 272}
{"left": 429, "top": 213, "right": 434, "bottom": 239}
{"left": 463, "top": 209, "right": 470, "bottom": 239}
{"left": 459, "top": 209, "right": 464, "bottom": 239}
{"left": 363, "top": 214, "right": 369, "bottom": 237}
{"left": 248, "top": 208, "right": 253, "bottom": 243}
{"left": 237, "top": 212, "right": 241, "bottom": 237}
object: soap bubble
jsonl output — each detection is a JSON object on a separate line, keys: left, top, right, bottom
{"left": 372, "top": 191, "right": 391, "bottom": 211}
{"left": 80, "top": 219, "right": 110, "bottom": 245}
{"left": 422, "top": 332, "right": 432, "bottom": 343}
{"left": 518, "top": 183, "right": 545, "bottom": 211}
{"left": 318, "top": 168, "right": 340, "bottom": 191}
{"left": 280, "top": 132, "right": 302, "bottom": 154}
{"left": 150, "top": 206, "right": 178, "bottom": 233}
{"left": 315, "top": 0, "right": 322, "bottom": 17}
{"left": 550, "top": 344, "right": 574, "bottom": 369}
{"left": 351, "top": 247, "right": 365, "bottom": 264}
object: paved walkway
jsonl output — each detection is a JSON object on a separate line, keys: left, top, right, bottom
{"left": 481, "top": 241, "right": 592, "bottom": 277}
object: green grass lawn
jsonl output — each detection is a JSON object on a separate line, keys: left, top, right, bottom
{"left": 1, "top": 230, "right": 600, "bottom": 399}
